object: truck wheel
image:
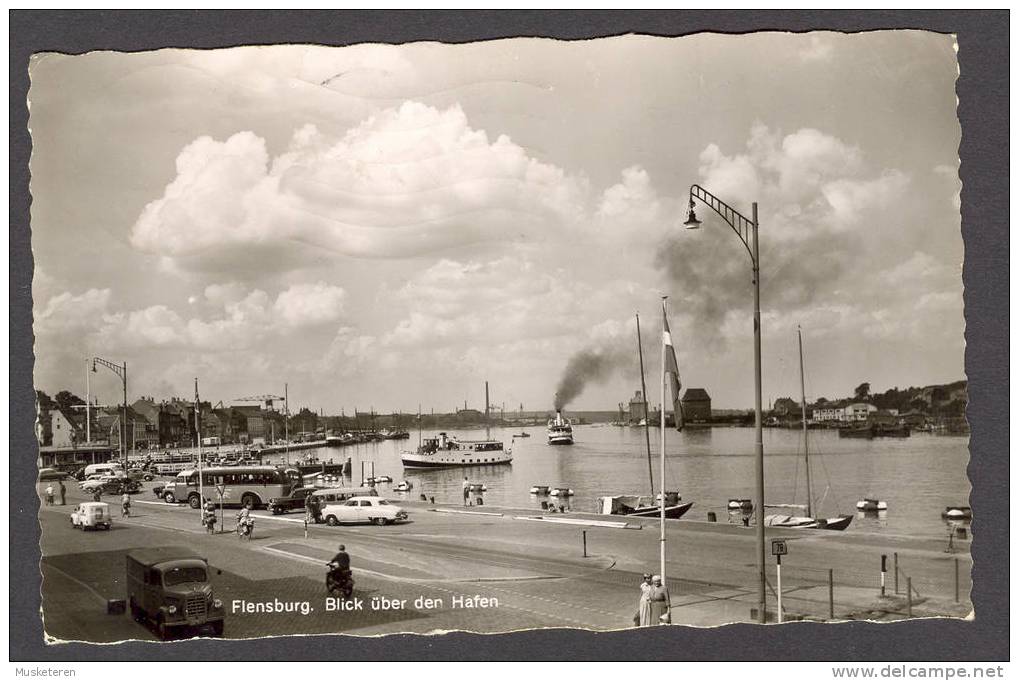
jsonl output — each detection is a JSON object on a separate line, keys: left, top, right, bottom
{"left": 164, "top": 492, "right": 176, "bottom": 504}
{"left": 211, "top": 620, "right": 224, "bottom": 637}
{"left": 188, "top": 494, "right": 202, "bottom": 509}
{"left": 130, "top": 598, "right": 144, "bottom": 622}
{"left": 326, "top": 515, "right": 339, "bottom": 527}
{"left": 372, "top": 517, "right": 387, "bottom": 526}
{"left": 156, "top": 616, "right": 170, "bottom": 640}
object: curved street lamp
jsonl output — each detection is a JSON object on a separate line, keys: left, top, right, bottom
{"left": 92, "top": 356, "right": 128, "bottom": 470}
{"left": 684, "top": 184, "right": 766, "bottom": 624}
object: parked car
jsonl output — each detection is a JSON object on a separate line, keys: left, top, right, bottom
{"left": 127, "top": 468, "right": 156, "bottom": 482}
{"left": 320, "top": 496, "right": 408, "bottom": 526}
{"left": 81, "top": 476, "right": 141, "bottom": 496}
{"left": 70, "top": 502, "right": 112, "bottom": 530}
{"left": 266, "top": 487, "right": 317, "bottom": 515}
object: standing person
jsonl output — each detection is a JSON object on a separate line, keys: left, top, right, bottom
{"left": 58, "top": 480, "right": 66, "bottom": 506}
{"left": 462, "top": 477, "right": 470, "bottom": 506}
{"left": 121, "top": 492, "right": 132, "bottom": 517}
{"left": 647, "top": 575, "right": 671, "bottom": 625}
{"left": 44, "top": 484, "right": 54, "bottom": 506}
{"left": 92, "top": 488, "right": 102, "bottom": 503}
{"left": 637, "top": 574, "right": 654, "bottom": 626}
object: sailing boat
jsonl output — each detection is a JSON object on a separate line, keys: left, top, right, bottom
{"left": 599, "top": 309, "right": 692, "bottom": 520}
{"left": 764, "top": 327, "right": 853, "bottom": 531}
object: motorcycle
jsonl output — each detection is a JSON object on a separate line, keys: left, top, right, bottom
{"left": 236, "top": 512, "right": 254, "bottom": 540}
{"left": 326, "top": 562, "right": 354, "bottom": 599}
{"left": 202, "top": 509, "right": 217, "bottom": 534}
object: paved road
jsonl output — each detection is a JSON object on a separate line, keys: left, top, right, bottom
{"left": 39, "top": 481, "right": 972, "bottom": 641}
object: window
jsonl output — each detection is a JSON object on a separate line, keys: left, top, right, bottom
{"left": 359, "top": 500, "right": 372, "bottom": 507}
{"left": 345, "top": 500, "right": 358, "bottom": 507}
{"left": 377, "top": 500, "right": 389, "bottom": 505}
{"left": 163, "top": 566, "right": 208, "bottom": 586}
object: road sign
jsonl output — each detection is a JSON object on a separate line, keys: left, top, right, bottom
{"left": 771, "top": 539, "right": 788, "bottom": 556}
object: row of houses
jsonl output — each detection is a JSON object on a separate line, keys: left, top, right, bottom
{"left": 771, "top": 398, "right": 896, "bottom": 424}
{"left": 36, "top": 396, "right": 293, "bottom": 451}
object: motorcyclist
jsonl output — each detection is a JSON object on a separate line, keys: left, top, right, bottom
{"left": 328, "top": 544, "right": 351, "bottom": 583}
{"left": 236, "top": 505, "right": 253, "bottom": 536}
{"left": 202, "top": 499, "right": 217, "bottom": 532}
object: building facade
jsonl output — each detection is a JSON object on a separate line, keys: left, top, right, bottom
{"left": 680, "top": 388, "right": 712, "bottom": 423}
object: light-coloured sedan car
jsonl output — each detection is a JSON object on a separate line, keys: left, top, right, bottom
{"left": 321, "top": 496, "right": 408, "bottom": 526}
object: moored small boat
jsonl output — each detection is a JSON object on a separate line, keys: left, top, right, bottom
{"left": 942, "top": 506, "right": 972, "bottom": 520}
{"left": 599, "top": 493, "right": 692, "bottom": 519}
{"left": 856, "top": 498, "right": 888, "bottom": 512}
{"left": 728, "top": 498, "right": 754, "bottom": 511}
{"left": 549, "top": 487, "right": 574, "bottom": 497}
{"left": 529, "top": 485, "right": 550, "bottom": 495}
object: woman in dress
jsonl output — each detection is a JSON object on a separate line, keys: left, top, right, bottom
{"left": 647, "top": 575, "right": 671, "bottom": 625}
{"left": 637, "top": 573, "right": 653, "bottom": 626}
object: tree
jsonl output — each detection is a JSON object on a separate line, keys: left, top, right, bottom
{"left": 854, "top": 382, "right": 871, "bottom": 401}
{"left": 54, "top": 390, "right": 85, "bottom": 414}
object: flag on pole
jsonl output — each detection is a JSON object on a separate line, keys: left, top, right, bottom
{"left": 662, "top": 303, "right": 684, "bottom": 431}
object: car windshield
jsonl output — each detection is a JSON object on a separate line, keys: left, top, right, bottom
{"left": 162, "top": 566, "right": 208, "bottom": 586}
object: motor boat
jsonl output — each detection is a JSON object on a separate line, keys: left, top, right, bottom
{"left": 856, "top": 498, "right": 888, "bottom": 512}
{"left": 401, "top": 432, "right": 511, "bottom": 468}
{"left": 529, "top": 485, "right": 550, "bottom": 495}
{"left": 598, "top": 493, "right": 692, "bottom": 519}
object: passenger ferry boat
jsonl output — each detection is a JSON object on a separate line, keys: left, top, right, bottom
{"left": 546, "top": 411, "right": 574, "bottom": 445}
{"left": 401, "top": 432, "right": 512, "bottom": 468}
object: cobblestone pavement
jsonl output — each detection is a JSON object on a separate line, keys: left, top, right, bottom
{"left": 39, "top": 482, "right": 972, "bottom": 641}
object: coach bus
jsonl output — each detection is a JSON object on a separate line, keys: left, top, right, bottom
{"left": 160, "top": 465, "right": 295, "bottom": 510}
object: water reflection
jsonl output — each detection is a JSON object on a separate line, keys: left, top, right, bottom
{"left": 265, "top": 424, "right": 969, "bottom": 538}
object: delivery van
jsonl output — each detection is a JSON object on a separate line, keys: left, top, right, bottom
{"left": 126, "top": 546, "right": 225, "bottom": 639}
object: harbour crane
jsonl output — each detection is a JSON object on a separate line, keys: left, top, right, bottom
{"left": 234, "top": 394, "right": 285, "bottom": 411}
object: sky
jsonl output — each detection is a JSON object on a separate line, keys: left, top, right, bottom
{"left": 29, "top": 32, "right": 964, "bottom": 413}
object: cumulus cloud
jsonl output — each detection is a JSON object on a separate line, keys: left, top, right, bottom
{"left": 130, "top": 102, "right": 589, "bottom": 268}
{"left": 656, "top": 124, "right": 917, "bottom": 350}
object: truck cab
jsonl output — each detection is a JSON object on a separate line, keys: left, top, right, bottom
{"left": 126, "top": 546, "right": 225, "bottom": 639}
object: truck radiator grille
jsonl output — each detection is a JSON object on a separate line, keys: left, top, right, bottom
{"left": 185, "top": 595, "right": 207, "bottom": 618}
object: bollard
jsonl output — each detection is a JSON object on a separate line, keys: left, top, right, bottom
{"left": 954, "top": 558, "right": 960, "bottom": 603}
{"left": 582, "top": 530, "right": 587, "bottom": 557}
{"left": 828, "top": 569, "right": 834, "bottom": 620}
{"left": 776, "top": 553, "right": 783, "bottom": 624}
{"left": 907, "top": 577, "right": 913, "bottom": 617}
{"left": 880, "top": 554, "right": 887, "bottom": 597}
{"left": 894, "top": 552, "right": 899, "bottom": 594}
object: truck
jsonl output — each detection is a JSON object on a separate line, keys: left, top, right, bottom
{"left": 126, "top": 546, "right": 225, "bottom": 639}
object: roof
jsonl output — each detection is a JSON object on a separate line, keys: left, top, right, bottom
{"left": 681, "top": 388, "right": 711, "bottom": 401}
{"left": 126, "top": 546, "right": 205, "bottom": 567}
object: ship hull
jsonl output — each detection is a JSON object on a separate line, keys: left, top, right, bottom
{"left": 401, "top": 454, "right": 512, "bottom": 469}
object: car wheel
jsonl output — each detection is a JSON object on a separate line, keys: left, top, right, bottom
{"left": 188, "top": 494, "right": 202, "bottom": 510}
{"left": 326, "top": 515, "right": 339, "bottom": 527}
{"left": 372, "top": 517, "right": 387, "bottom": 526}
{"left": 164, "top": 492, "right": 176, "bottom": 503}
{"left": 211, "top": 620, "right": 224, "bottom": 637}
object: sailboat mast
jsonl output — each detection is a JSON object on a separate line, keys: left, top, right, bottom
{"left": 659, "top": 298, "right": 668, "bottom": 586}
{"left": 798, "top": 326, "right": 812, "bottom": 519}
{"left": 635, "top": 313, "right": 655, "bottom": 494}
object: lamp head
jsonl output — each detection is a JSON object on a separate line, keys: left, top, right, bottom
{"left": 683, "top": 198, "right": 702, "bottom": 230}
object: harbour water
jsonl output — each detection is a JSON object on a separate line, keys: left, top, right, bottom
{"left": 265, "top": 425, "right": 970, "bottom": 539}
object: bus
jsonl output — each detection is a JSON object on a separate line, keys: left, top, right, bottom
{"left": 161, "top": 466, "right": 295, "bottom": 509}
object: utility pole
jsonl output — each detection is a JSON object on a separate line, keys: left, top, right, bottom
{"left": 195, "top": 377, "right": 204, "bottom": 513}
{"left": 284, "top": 383, "right": 290, "bottom": 465}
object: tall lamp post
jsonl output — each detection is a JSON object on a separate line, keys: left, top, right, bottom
{"left": 683, "top": 184, "right": 766, "bottom": 623}
{"left": 92, "top": 356, "right": 128, "bottom": 470}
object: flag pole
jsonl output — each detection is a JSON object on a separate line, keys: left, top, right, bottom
{"left": 660, "top": 297, "right": 668, "bottom": 590}
{"left": 196, "top": 377, "right": 203, "bottom": 516}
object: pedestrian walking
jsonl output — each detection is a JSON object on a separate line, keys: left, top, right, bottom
{"left": 647, "top": 575, "right": 671, "bottom": 625}
{"left": 121, "top": 492, "right": 132, "bottom": 517}
{"left": 462, "top": 477, "right": 470, "bottom": 506}
{"left": 636, "top": 573, "right": 654, "bottom": 626}
{"left": 44, "top": 484, "right": 54, "bottom": 506}
{"left": 58, "top": 480, "right": 66, "bottom": 506}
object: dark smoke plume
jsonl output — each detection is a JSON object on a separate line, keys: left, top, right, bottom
{"left": 553, "top": 340, "right": 634, "bottom": 411}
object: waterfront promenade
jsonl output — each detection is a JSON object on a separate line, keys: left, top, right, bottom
{"left": 38, "top": 481, "right": 971, "bottom": 641}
